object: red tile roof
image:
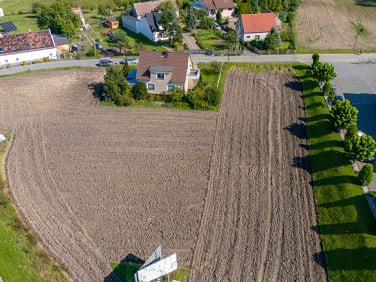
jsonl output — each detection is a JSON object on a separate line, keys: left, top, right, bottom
{"left": 133, "top": 0, "right": 178, "bottom": 17}
{"left": 136, "top": 51, "right": 190, "bottom": 83}
{"left": 0, "top": 29, "right": 55, "bottom": 55}
{"left": 240, "top": 13, "right": 276, "bottom": 33}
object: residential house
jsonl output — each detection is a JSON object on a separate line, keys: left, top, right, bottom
{"left": 0, "top": 29, "right": 57, "bottom": 66}
{"left": 236, "top": 13, "right": 277, "bottom": 43}
{"left": 105, "top": 17, "right": 119, "bottom": 29}
{"left": 131, "top": 0, "right": 179, "bottom": 18}
{"left": 199, "top": 0, "right": 235, "bottom": 19}
{"left": 122, "top": 0, "right": 178, "bottom": 42}
{"left": 136, "top": 51, "right": 200, "bottom": 94}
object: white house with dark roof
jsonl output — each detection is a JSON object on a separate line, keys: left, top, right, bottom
{"left": 0, "top": 29, "right": 57, "bottom": 66}
{"left": 136, "top": 51, "right": 200, "bottom": 94}
{"left": 122, "top": 0, "right": 178, "bottom": 42}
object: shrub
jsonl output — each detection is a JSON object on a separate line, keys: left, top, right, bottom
{"left": 131, "top": 82, "right": 149, "bottom": 101}
{"left": 357, "top": 164, "right": 374, "bottom": 186}
{"left": 345, "top": 123, "right": 358, "bottom": 139}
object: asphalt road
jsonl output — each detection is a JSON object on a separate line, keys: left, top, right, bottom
{"left": 1, "top": 53, "right": 376, "bottom": 76}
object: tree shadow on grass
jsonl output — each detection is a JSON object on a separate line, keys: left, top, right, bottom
{"left": 310, "top": 150, "right": 349, "bottom": 172}
{"left": 312, "top": 222, "right": 365, "bottom": 235}
{"left": 314, "top": 175, "right": 357, "bottom": 187}
{"left": 88, "top": 82, "right": 104, "bottom": 100}
{"left": 306, "top": 113, "right": 331, "bottom": 124}
{"left": 104, "top": 253, "right": 144, "bottom": 282}
{"left": 314, "top": 248, "right": 376, "bottom": 270}
{"left": 309, "top": 139, "right": 343, "bottom": 151}
{"left": 355, "top": 0, "right": 376, "bottom": 7}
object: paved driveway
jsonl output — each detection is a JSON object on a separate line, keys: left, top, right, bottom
{"left": 183, "top": 33, "right": 200, "bottom": 49}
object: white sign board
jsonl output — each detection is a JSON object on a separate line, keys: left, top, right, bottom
{"left": 0, "top": 8, "right": 4, "bottom": 17}
{"left": 137, "top": 253, "right": 178, "bottom": 282}
{"left": 141, "top": 245, "right": 162, "bottom": 269}
{"left": 0, "top": 134, "right": 5, "bottom": 142}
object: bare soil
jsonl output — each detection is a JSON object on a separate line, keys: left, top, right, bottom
{"left": 0, "top": 68, "right": 326, "bottom": 281}
{"left": 188, "top": 69, "right": 327, "bottom": 281}
{"left": 296, "top": 0, "right": 376, "bottom": 50}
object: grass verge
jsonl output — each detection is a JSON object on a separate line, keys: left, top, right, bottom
{"left": 0, "top": 133, "right": 67, "bottom": 282}
{"left": 293, "top": 64, "right": 376, "bottom": 281}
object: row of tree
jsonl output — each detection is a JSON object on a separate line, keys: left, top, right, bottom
{"left": 311, "top": 53, "right": 375, "bottom": 185}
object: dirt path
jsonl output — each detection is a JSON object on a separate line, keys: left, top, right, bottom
{"left": 188, "top": 69, "right": 326, "bottom": 281}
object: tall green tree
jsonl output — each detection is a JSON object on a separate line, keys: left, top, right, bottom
{"left": 313, "top": 62, "right": 337, "bottom": 87}
{"left": 344, "top": 134, "right": 376, "bottom": 162}
{"left": 103, "top": 66, "right": 132, "bottom": 106}
{"left": 351, "top": 21, "right": 368, "bottom": 52}
{"left": 37, "top": 0, "right": 81, "bottom": 38}
{"left": 112, "top": 29, "right": 130, "bottom": 54}
{"left": 131, "top": 82, "right": 149, "bottom": 101}
{"left": 216, "top": 10, "right": 222, "bottom": 24}
{"left": 330, "top": 100, "right": 358, "bottom": 130}
{"left": 357, "top": 164, "right": 374, "bottom": 186}
{"left": 312, "top": 52, "right": 320, "bottom": 70}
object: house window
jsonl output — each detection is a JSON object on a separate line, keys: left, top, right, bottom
{"left": 156, "top": 72, "right": 165, "bottom": 80}
{"left": 246, "top": 35, "right": 251, "bottom": 38}
{"left": 167, "top": 84, "right": 175, "bottom": 91}
{"left": 255, "top": 35, "right": 260, "bottom": 40}
{"left": 16, "top": 58, "right": 19, "bottom": 61}
{"left": 147, "top": 83, "right": 155, "bottom": 90}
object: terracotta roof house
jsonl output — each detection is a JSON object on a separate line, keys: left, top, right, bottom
{"left": 122, "top": 0, "right": 178, "bottom": 42}
{"left": 136, "top": 51, "right": 200, "bottom": 94}
{"left": 0, "top": 29, "right": 57, "bottom": 66}
{"left": 236, "top": 13, "right": 277, "bottom": 42}
{"left": 199, "top": 0, "right": 235, "bottom": 18}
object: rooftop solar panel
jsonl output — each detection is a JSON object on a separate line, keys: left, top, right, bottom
{"left": 0, "top": 21, "right": 17, "bottom": 32}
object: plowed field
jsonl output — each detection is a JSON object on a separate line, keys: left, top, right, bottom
{"left": 188, "top": 69, "right": 326, "bottom": 281}
{"left": 296, "top": 0, "right": 376, "bottom": 50}
{"left": 0, "top": 68, "right": 326, "bottom": 281}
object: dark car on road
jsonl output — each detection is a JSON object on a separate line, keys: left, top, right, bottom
{"left": 98, "top": 59, "right": 115, "bottom": 67}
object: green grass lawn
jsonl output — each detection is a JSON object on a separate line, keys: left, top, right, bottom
{"left": 293, "top": 64, "right": 376, "bottom": 281}
{"left": 0, "top": 134, "right": 67, "bottom": 282}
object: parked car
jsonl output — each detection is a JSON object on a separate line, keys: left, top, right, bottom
{"left": 98, "top": 59, "right": 115, "bottom": 67}
{"left": 95, "top": 42, "right": 104, "bottom": 50}
{"left": 214, "top": 23, "right": 221, "bottom": 30}
{"left": 120, "top": 57, "right": 139, "bottom": 64}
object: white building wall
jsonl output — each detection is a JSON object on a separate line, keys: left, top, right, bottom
{"left": 221, "top": 8, "right": 234, "bottom": 18}
{"left": 0, "top": 48, "right": 58, "bottom": 66}
{"left": 242, "top": 32, "right": 268, "bottom": 42}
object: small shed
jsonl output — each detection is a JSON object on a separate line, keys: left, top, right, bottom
{"left": 0, "top": 134, "right": 6, "bottom": 142}
{"left": 105, "top": 17, "right": 119, "bottom": 29}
